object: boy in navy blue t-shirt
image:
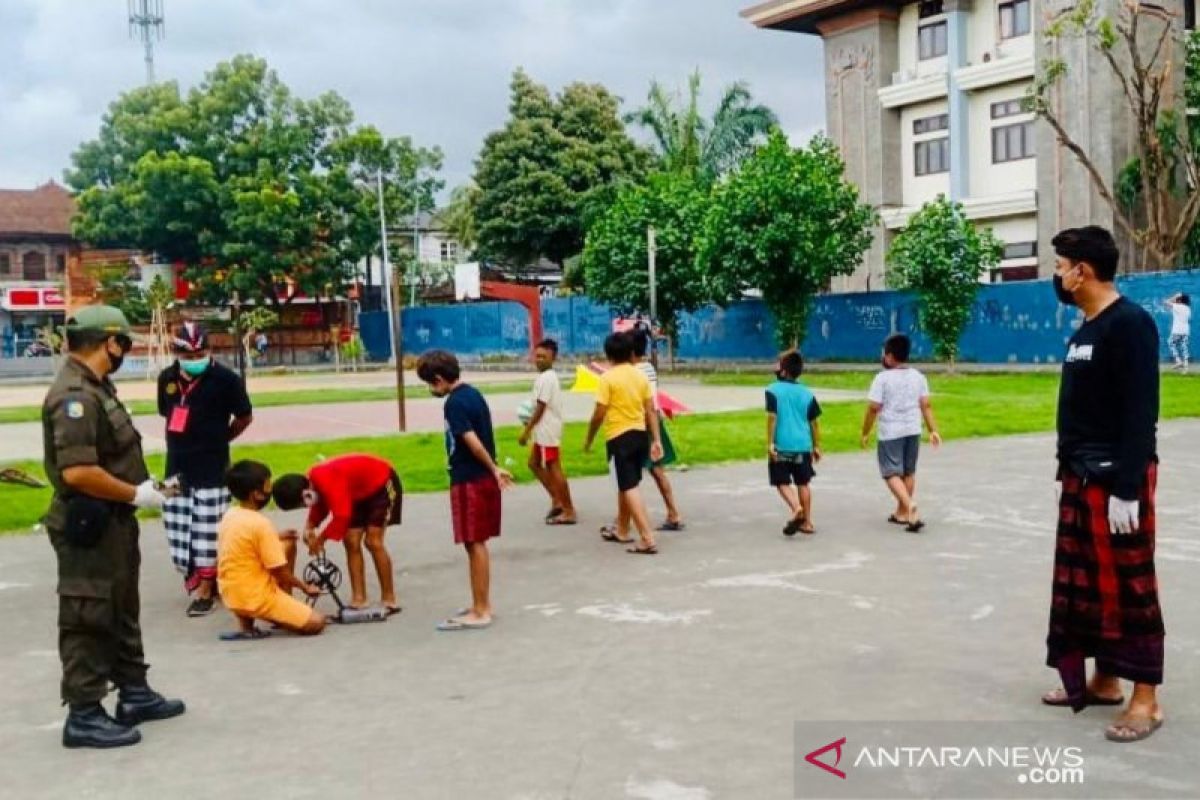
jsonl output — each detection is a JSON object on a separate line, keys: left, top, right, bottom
{"left": 766, "top": 352, "right": 822, "bottom": 536}
{"left": 417, "top": 350, "right": 513, "bottom": 631}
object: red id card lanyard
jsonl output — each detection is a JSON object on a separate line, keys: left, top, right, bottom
{"left": 167, "top": 376, "right": 201, "bottom": 434}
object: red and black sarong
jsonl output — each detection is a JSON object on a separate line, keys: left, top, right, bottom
{"left": 1046, "top": 463, "right": 1164, "bottom": 712}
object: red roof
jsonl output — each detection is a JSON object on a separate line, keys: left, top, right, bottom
{"left": 0, "top": 181, "right": 76, "bottom": 237}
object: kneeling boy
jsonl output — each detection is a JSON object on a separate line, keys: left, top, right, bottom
{"left": 217, "top": 460, "right": 325, "bottom": 638}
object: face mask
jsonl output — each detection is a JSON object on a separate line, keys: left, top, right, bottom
{"left": 1053, "top": 274, "right": 1077, "bottom": 306}
{"left": 302, "top": 489, "right": 318, "bottom": 508}
{"left": 106, "top": 345, "right": 125, "bottom": 374}
{"left": 179, "top": 356, "right": 211, "bottom": 377}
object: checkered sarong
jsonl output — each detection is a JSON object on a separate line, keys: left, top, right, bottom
{"left": 164, "top": 487, "right": 230, "bottom": 586}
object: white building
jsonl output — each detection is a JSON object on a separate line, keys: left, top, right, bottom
{"left": 741, "top": 0, "right": 1193, "bottom": 290}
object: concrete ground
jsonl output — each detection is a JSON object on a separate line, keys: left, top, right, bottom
{"left": 0, "top": 380, "right": 862, "bottom": 461}
{"left": 1, "top": 423, "right": 1198, "bottom": 799}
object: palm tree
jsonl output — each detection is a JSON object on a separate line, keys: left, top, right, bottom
{"left": 625, "top": 70, "right": 778, "bottom": 183}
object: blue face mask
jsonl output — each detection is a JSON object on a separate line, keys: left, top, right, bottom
{"left": 179, "top": 356, "right": 211, "bottom": 377}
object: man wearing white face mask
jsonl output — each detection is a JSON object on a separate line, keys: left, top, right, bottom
{"left": 157, "top": 322, "right": 254, "bottom": 616}
{"left": 1040, "top": 226, "right": 1166, "bottom": 745}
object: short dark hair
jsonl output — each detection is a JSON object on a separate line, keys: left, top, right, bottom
{"left": 536, "top": 338, "right": 559, "bottom": 355}
{"left": 1179, "top": 293, "right": 1191, "bottom": 307}
{"left": 604, "top": 332, "right": 634, "bottom": 363}
{"left": 884, "top": 334, "right": 911, "bottom": 363}
{"left": 630, "top": 329, "right": 652, "bottom": 358}
{"left": 416, "top": 349, "right": 461, "bottom": 384}
{"left": 271, "top": 473, "right": 311, "bottom": 510}
{"left": 779, "top": 351, "right": 804, "bottom": 379}
{"left": 65, "top": 329, "right": 111, "bottom": 353}
{"left": 1051, "top": 226, "right": 1120, "bottom": 282}
{"left": 226, "top": 460, "right": 272, "bottom": 502}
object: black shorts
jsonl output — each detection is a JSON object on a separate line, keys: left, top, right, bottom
{"left": 349, "top": 471, "right": 403, "bottom": 530}
{"left": 768, "top": 452, "right": 815, "bottom": 487}
{"left": 606, "top": 430, "right": 649, "bottom": 492}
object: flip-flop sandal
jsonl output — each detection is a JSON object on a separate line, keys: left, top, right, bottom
{"left": 905, "top": 520, "right": 926, "bottom": 533}
{"left": 799, "top": 526, "right": 816, "bottom": 535}
{"left": 384, "top": 606, "right": 402, "bottom": 617}
{"left": 626, "top": 545, "right": 658, "bottom": 555}
{"left": 219, "top": 628, "right": 271, "bottom": 641}
{"left": 887, "top": 515, "right": 907, "bottom": 525}
{"left": 783, "top": 519, "right": 801, "bottom": 537}
{"left": 1041, "top": 688, "right": 1125, "bottom": 707}
{"left": 657, "top": 521, "right": 685, "bottom": 532}
{"left": 1105, "top": 715, "right": 1164, "bottom": 743}
{"left": 602, "top": 531, "right": 635, "bottom": 543}
{"left": 437, "top": 617, "right": 493, "bottom": 631}
{"left": 546, "top": 517, "right": 578, "bottom": 526}
{"left": 544, "top": 507, "right": 563, "bottom": 522}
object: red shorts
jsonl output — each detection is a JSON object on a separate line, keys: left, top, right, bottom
{"left": 450, "top": 476, "right": 501, "bottom": 544}
{"left": 532, "top": 444, "right": 560, "bottom": 467}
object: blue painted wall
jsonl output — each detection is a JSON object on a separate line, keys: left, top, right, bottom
{"left": 360, "top": 270, "right": 1200, "bottom": 363}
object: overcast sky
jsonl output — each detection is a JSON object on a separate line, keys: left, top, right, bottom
{"left": 0, "top": 0, "right": 825, "bottom": 199}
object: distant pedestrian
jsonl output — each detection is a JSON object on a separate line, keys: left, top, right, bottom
{"left": 631, "top": 330, "right": 684, "bottom": 531}
{"left": 859, "top": 334, "right": 941, "bottom": 532}
{"left": 1166, "top": 293, "right": 1190, "bottom": 372}
{"left": 584, "top": 332, "right": 663, "bottom": 554}
{"left": 518, "top": 338, "right": 577, "bottom": 525}
{"left": 417, "top": 350, "right": 513, "bottom": 631}
{"left": 1040, "top": 226, "right": 1165, "bottom": 744}
{"left": 157, "top": 322, "right": 253, "bottom": 617}
{"left": 766, "top": 351, "right": 822, "bottom": 536}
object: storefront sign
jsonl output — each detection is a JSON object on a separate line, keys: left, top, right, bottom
{"left": 1, "top": 286, "right": 65, "bottom": 311}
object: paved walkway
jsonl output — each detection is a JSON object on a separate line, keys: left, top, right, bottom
{"left": 1, "top": 423, "right": 1197, "bottom": 798}
{"left": 0, "top": 382, "right": 863, "bottom": 462}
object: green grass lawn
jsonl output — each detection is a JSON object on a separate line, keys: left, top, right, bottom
{"left": 0, "top": 381, "right": 531, "bottom": 425}
{"left": 3, "top": 372, "right": 1197, "bottom": 534}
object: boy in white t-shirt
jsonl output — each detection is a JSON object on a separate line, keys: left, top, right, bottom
{"left": 860, "top": 334, "right": 941, "bottom": 532}
{"left": 1166, "top": 293, "right": 1191, "bottom": 372}
{"left": 518, "top": 339, "right": 576, "bottom": 524}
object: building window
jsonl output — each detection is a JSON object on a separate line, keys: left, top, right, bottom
{"left": 913, "top": 114, "right": 950, "bottom": 135}
{"left": 22, "top": 251, "right": 47, "bottom": 281}
{"left": 992, "top": 121, "right": 1035, "bottom": 163}
{"left": 918, "top": 0, "right": 944, "bottom": 18}
{"left": 0, "top": 253, "right": 10, "bottom": 276}
{"left": 440, "top": 241, "right": 458, "bottom": 263}
{"left": 1002, "top": 241, "right": 1037, "bottom": 260}
{"left": 999, "top": 0, "right": 1031, "bottom": 39}
{"left": 919, "top": 21, "right": 948, "bottom": 59}
{"left": 991, "top": 99, "right": 1028, "bottom": 119}
{"left": 915, "top": 137, "right": 950, "bottom": 176}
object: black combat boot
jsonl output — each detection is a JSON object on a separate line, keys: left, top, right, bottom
{"left": 114, "top": 684, "right": 187, "bottom": 726}
{"left": 62, "top": 703, "right": 142, "bottom": 749}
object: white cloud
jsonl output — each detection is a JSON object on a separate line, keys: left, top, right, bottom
{"left": 0, "top": 0, "right": 825, "bottom": 194}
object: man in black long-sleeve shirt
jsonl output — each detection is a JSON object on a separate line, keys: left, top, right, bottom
{"left": 1040, "top": 226, "right": 1165, "bottom": 744}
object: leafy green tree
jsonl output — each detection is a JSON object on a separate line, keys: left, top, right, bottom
{"left": 625, "top": 70, "right": 777, "bottom": 184}
{"left": 887, "top": 196, "right": 1003, "bottom": 365}
{"left": 581, "top": 171, "right": 715, "bottom": 349}
{"left": 473, "top": 69, "right": 648, "bottom": 271}
{"left": 697, "top": 131, "right": 875, "bottom": 348}
{"left": 440, "top": 182, "right": 481, "bottom": 254}
{"left": 68, "top": 55, "right": 442, "bottom": 308}
{"left": 94, "top": 263, "right": 151, "bottom": 325}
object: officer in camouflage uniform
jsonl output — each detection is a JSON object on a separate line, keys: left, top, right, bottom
{"left": 42, "top": 305, "right": 185, "bottom": 749}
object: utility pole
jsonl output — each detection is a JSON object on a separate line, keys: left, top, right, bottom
{"left": 376, "top": 169, "right": 407, "bottom": 432}
{"left": 127, "top": 0, "right": 165, "bottom": 85}
{"left": 411, "top": 186, "right": 421, "bottom": 307}
{"left": 647, "top": 225, "right": 659, "bottom": 369}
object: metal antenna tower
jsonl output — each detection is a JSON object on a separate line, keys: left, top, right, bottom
{"left": 128, "top": 0, "right": 165, "bottom": 85}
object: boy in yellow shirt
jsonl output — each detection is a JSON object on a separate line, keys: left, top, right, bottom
{"left": 217, "top": 460, "right": 326, "bottom": 640}
{"left": 584, "top": 332, "right": 663, "bottom": 554}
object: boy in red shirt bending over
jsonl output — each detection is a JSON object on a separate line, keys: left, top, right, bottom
{"left": 273, "top": 454, "right": 402, "bottom": 613}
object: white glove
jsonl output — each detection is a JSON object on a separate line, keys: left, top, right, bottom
{"left": 133, "top": 479, "right": 168, "bottom": 510}
{"left": 1108, "top": 497, "right": 1139, "bottom": 535}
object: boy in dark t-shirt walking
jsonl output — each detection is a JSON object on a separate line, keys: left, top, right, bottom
{"left": 417, "top": 350, "right": 513, "bottom": 631}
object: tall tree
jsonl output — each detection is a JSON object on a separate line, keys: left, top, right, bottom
{"left": 440, "top": 182, "right": 482, "bottom": 255}
{"left": 887, "top": 197, "right": 1003, "bottom": 365}
{"left": 581, "top": 171, "right": 716, "bottom": 350}
{"left": 1030, "top": 0, "right": 1199, "bottom": 268}
{"left": 625, "top": 70, "right": 778, "bottom": 184}
{"left": 472, "top": 69, "right": 648, "bottom": 271}
{"left": 68, "top": 55, "right": 442, "bottom": 308}
{"left": 697, "top": 131, "right": 876, "bottom": 348}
